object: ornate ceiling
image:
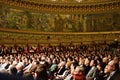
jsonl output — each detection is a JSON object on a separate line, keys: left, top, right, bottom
{"left": 0, "top": 0, "right": 120, "bottom": 14}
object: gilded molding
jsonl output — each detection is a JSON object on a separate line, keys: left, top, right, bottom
{"left": 0, "top": 28, "right": 120, "bottom": 45}
{"left": 0, "top": 27, "right": 120, "bottom": 35}
{"left": 0, "top": 0, "right": 120, "bottom": 14}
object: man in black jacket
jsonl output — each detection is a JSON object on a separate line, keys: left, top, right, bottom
{"left": 106, "top": 60, "right": 120, "bottom": 80}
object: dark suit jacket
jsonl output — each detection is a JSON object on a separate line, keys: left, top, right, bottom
{"left": 57, "top": 66, "right": 66, "bottom": 75}
{"left": 16, "top": 70, "right": 23, "bottom": 77}
{"left": 109, "top": 71, "right": 120, "bottom": 80}
{"left": 86, "top": 66, "right": 98, "bottom": 80}
{"left": 0, "top": 72, "right": 24, "bottom": 80}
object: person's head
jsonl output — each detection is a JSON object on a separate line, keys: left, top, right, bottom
{"left": 74, "top": 66, "right": 84, "bottom": 75}
{"left": 16, "top": 62, "right": 24, "bottom": 71}
{"left": 10, "top": 67, "right": 17, "bottom": 75}
{"left": 67, "top": 57, "right": 73, "bottom": 62}
{"left": 66, "top": 60, "right": 73, "bottom": 70}
{"left": 23, "top": 57, "right": 29, "bottom": 65}
{"left": 70, "top": 62, "right": 79, "bottom": 74}
{"left": 104, "top": 65, "right": 109, "bottom": 74}
{"left": 107, "top": 60, "right": 119, "bottom": 73}
{"left": 84, "top": 58, "right": 90, "bottom": 66}
{"left": 103, "top": 57, "right": 108, "bottom": 63}
{"left": 97, "top": 58, "right": 102, "bottom": 65}
{"left": 79, "top": 58, "right": 84, "bottom": 65}
{"left": 34, "top": 64, "right": 48, "bottom": 80}
{"left": 113, "top": 57, "right": 119, "bottom": 63}
{"left": 34, "top": 61, "right": 39, "bottom": 65}
{"left": 52, "top": 59, "right": 57, "bottom": 64}
{"left": 90, "top": 60, "right": 97, "bottom": 67}
{"left": 73, "top": 66, "right": 85, "bottom": 80}
{"left": 58, "top": 61, "right": 66, "bottom": 68}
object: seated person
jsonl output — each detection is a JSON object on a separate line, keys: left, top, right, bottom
{"left": 73, "top": 66, "right": 86, "bottom": 80}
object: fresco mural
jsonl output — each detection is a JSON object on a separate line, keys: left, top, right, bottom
{"left": 0, "top": 5, "right": 120, "bottom": 32}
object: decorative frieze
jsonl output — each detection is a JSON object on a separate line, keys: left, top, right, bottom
{"left": 0, "top": 0, "right": 120, "bottom": 14}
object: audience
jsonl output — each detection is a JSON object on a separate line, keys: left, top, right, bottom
{"left": 0, "top": 41, "right": 120, "bottom": 80}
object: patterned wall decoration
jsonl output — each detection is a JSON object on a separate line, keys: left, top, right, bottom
{"left": 0, "top": 5, "right": 120, "bottom": 32}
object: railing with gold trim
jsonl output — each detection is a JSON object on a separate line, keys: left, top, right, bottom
{"left": 0, "top": 28, "right": 120, "bottom": 45}
{"left": 0, "top": 27, "right": 120, "bottom": 35}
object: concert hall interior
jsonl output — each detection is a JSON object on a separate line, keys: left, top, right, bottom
{"left": 0, "top": 0, "right": 120, "bottom": 80}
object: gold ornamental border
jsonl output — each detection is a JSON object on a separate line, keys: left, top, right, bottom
{"left": 0, "top": 0, "right": 120, "bottom": 14}
{"left": 0, "top": 28, "right": 120, "bottom": 35}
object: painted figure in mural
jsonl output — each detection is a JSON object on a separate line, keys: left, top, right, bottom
{"left": 0, "top": 4, "right": 120, "bottom": 32}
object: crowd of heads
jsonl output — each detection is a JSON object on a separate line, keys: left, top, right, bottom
{"left": 0, "top": 41, "right": 120, "bottom": 80}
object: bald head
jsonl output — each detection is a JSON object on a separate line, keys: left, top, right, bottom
{"left": 107, "top": 60, "right": 119, "bottom": 73}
